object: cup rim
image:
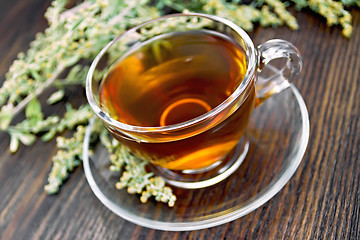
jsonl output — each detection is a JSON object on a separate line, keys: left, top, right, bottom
{"left": 86, "top": 13, "right": 256, "bottom": 133}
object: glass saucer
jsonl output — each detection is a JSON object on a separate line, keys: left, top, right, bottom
{"left": 83, "top": 84, "right": 309, "bottom": 231}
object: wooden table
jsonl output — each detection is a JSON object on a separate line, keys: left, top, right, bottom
{"left": 1, "top": 0, "right": 359, "bottom": 239}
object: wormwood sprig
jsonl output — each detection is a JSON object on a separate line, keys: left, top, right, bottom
{"left": 157, "top": 0, "right": 357, "bottom": 37}
{"left": 41, "top": 104, "right": 93, "bottom": 141}
{"left": 291, "top": 0, "right": 354, "bottom": 38}
{"left": 45, "top": 118, "right": 104, "bottom": 194}
{"left": 0, "top": 0, "right": 160, "bottom": 134}
{"left": 6, "top": 100, "right": 93, "bottom": 153}
{"left": 8, "top": 98, "right": 59, "bottom": 152}
{"left": 101, "top": 132, "right": 176, "bottom": 207}
{"left": 45, "top": 124, "right": 88, "bottom": 194}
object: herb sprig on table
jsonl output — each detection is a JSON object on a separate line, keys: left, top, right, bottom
{"left": 1, "top": 0, "right": 358, "bottom": 206}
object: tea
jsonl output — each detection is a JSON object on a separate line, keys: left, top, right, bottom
{"left": 100, "top": 30, "right": 255, "bottom": 170}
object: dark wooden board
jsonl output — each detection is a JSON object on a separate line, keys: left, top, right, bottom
{"left": 1, "top": 1, "right": 359, "bottom": 239}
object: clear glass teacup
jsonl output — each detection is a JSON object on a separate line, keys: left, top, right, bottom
{"left": 86, "top": 13, "right": 302, "bottom": 189}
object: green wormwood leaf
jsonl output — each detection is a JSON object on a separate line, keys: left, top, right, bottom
{"left": 25, "top": 98, "right": 43, "bottom": 119}
{"left": 0, "top": 105, "right": 13, "bottom": 130}
{"left": 47, "top": 89, "right": 65, "bottom": 105}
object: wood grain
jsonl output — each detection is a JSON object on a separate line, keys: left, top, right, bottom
{"left": 0, "top": 1, "right": 359, "bottom": 239}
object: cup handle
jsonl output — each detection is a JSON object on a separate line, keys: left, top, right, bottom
{"left": 255, "top": 39, "right": 303, "bottom": 106}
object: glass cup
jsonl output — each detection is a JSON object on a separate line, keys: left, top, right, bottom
{"left": 86, "top": 13, "right": 302, "bottom": 189}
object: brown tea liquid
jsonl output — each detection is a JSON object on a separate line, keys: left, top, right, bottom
{"left": 100, "top": 30, "right": 255, "bottom": 170}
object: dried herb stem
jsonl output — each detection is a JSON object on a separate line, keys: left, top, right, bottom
{"left": 11, "top": 65, "right": 65, "bottom": 120}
